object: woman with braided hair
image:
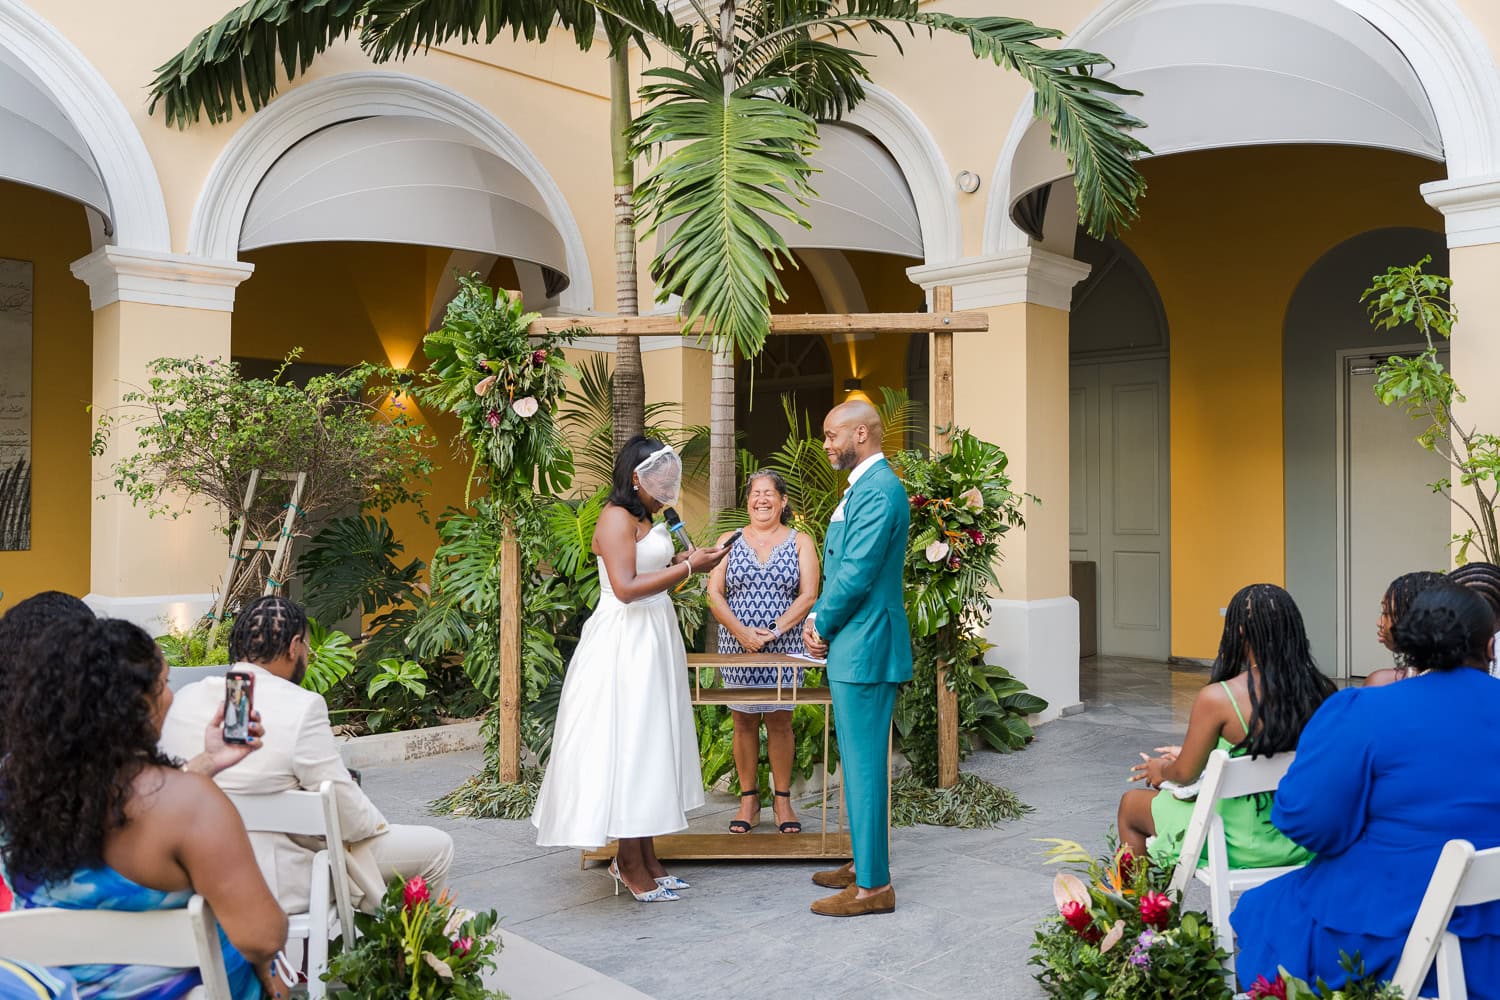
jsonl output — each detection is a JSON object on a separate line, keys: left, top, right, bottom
{"left": 1118, "top": 583, "right": 1336, "bottom": 869}
{"left": 0, "top": 616, "right": 286, "bottom": 997}
{"left": 1449, "top": 560, "right": 1500, "bottom": 676}
{"left": 1365, "top": 570, "right": 1447, "bottom": 686}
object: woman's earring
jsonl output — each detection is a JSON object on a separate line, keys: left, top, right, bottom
{"left": 633, "top": 484, "right": 639, "bottom": 492}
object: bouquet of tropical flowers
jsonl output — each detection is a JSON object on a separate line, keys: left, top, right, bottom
{"left": 327, "top": 875, "right": 507, "bottom": 999}
{"left": 1030, "top": 837, "right": 1232, "bottom": 1000}
{"left": 1245, "top": 954, "right": 1404, "bottom": 999}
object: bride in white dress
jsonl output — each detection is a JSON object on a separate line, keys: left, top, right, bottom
{"left": 533, "top": 437, "right": 729, "bottom": 900}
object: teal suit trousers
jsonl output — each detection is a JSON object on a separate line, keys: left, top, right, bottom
{"left": 830, "top": 678, "right": 898, "bottom": 888}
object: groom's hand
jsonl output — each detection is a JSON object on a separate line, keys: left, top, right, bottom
{"left": 802, "top": 619, "right": 828, "bottom": 657}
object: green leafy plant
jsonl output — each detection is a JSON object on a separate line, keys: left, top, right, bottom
{"left": 90, "top": 351, "right": 432, "bottom": 603}
{"left": 1247, "top": 955, "right": 1405, "bottom": 999}
{"left": 327, "top": 874, "right": 506, "bottom": 1000}
{"left": 1031, "top": 837, "right": 1231, "bottom": 999}
{"left": 303, "top": 618, "right": 358, "bottom": 695}
{"left": 889, "top": 770, "right": 1028, "bottom": 828}
{"left": 367, "top": 657, "right": 428, "bottom": 699}
{"left": 1364, "top": 257, "right": 1498, "bottom": 563}
{"left": 157, "top": 616, "right": 232, "bottom": 668}
{"left": 557, "top": 353, "right": 709, "bottom": 489}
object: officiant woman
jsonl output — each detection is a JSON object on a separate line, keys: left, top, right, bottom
{"left": 707, "top": 470, "right": 821, "bottom": 836}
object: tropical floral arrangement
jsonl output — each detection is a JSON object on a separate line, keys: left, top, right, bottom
{"left": 417, "top": 275, "right": 579, "bottom": 501}
{"left": 328, "top": 875, "right": 506, "bottom": 999}
{"left": 890, "top": 429, "right": 1041, "bottom": 802}
{"left": 1030, "top": 838, "right": 1232, "bottom": 999}
{"left": 1245, "top": 955, "right": 1404, "bottom": 1000}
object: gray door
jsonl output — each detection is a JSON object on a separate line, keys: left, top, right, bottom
{"left": 1071, "top": 359, "right": 1171, "bottom": 659}
{"left": 1342, "top": 355, "right": 1451, "bottom": 677}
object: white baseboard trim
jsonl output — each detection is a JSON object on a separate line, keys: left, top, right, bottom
{"left": 84, "top": 592, "right": 215, "bottom": 635}
{"left": 984, "top": 596, "right": 1081, "bottom": 724}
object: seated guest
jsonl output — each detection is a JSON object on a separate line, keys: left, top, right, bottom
{"left": 160, "top": 595, "right": 453, "bottom": 914}
{"left": 1233, "top": 584, "right": 1500, "bottom": 993}
{"left": 706, "top": 470, "right": 821, "bottom": 834}
{"left": 1364, "top": 571, "right": 1446, "bottom": 686}
{"left": 0, "top": 617, "right": 287, "bottom": 998}
{"left": 1118, "top": 583, "right": 1336, "bottom": 869}
{"left": 1449, "top": 561, "right": 1500, "bottom": 676}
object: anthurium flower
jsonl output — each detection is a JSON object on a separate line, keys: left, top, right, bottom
{"left": 423, "top": 952, "right": 454, "bottom": 979}
{"left": 925, "top": 540, "right": 950, "bottom": 563}
{"left": 474, "top": 375, "right": 497, "bottom": 396}
{"left": 1098, "top": 919, "right": 1126, "bottom": 954}
{"left": 512, "top": 396, "right": 540, "bottom": 418}
{"left": 1053, "top": 871, "right": 1090, "bottom": 911}
{"left": 959, "top": 486, "right": 984, "bottom": 511}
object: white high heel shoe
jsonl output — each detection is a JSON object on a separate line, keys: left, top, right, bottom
{"left": 608, "top": 861, "right": 679, "bottom": 902}
{"left": 655, "top": 875, "right": 690, "bottom": 890}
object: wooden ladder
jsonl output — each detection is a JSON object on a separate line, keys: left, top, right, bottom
{"left": 206, "top": 470, "right": 308, "bottom": 646}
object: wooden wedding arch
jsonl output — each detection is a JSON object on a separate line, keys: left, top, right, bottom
{"left": 490, "top": 286, "right": 984, "bottom": 851}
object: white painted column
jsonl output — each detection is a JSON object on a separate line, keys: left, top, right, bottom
{"left": 70, "top": 246, "right": 253, "bottom": 633}
{"left": 909, "top": 248, "right": 1091, "bottom": 721}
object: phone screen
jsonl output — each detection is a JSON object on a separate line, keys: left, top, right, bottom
{"left": 223, "top": 672, "right": 254, "bottom": 744}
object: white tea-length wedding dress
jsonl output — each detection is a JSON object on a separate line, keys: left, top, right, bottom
{"left": 533, "top": 523, "right": 705, "bottom": 848}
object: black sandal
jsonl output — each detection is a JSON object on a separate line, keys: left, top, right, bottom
{"left": 774, "top": 790, "right": 802, "bottom": 834}
{"left": 729, "top": 788, "right": 760, "bottom": 834}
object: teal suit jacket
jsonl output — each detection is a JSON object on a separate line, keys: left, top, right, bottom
{"left": 812, "top": 457, "right": 913, "bottom": 685}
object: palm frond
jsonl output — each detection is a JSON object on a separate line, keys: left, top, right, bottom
{"left": 149, "top": 0, "right": 367, "bottom": 127}
{"left": 631, "top": 66, "right": 818, "bottom": 360}
{"left": 575, "top": 0, "right": 693, "bottom": 55}
{"left": 747, "top": 35, "right": 871, "bottom": 119}
{"left": 738, "top": 2, "right": 1149, "bottom": 235}
{"left": 359, "top": 0, "right": 599, "bottom": 60}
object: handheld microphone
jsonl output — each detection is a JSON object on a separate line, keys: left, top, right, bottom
{"left": 662, "top": 506, "right": 695, "bottom": 552}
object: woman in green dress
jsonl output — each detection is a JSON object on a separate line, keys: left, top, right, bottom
{"left": 1117, "top": 583, "right": 1337, "bottom": 869}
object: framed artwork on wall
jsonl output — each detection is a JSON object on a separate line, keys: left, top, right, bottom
{"left": 0, "top": 258, "right": 33, "bottom": 551}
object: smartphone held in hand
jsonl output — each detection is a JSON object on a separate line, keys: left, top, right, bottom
{"left": 223, "top": 671, "right": 255, "bottom": 745}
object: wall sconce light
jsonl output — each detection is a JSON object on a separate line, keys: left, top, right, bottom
{"left": 956, "top": 170, "right": 981, "bottom": 194}
{"left": 843, "top": 378, "right": 863, "bottom": 391}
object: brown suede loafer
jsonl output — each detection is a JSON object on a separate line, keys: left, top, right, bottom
{"left": 811, "top": 862, "right": 856, "bottom": 889}
{"left": 811, "top": 884, "right": 896, "bottom": 917}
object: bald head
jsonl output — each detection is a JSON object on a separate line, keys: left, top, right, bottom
{"left": 823, "top": 400, "right": 884, "bottom": 471}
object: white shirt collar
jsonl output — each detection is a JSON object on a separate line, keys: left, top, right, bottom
{"left": 846, "top": 452, "right": 886, "bottom": 490}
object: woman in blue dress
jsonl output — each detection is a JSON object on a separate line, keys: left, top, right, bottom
{"left": 1232, "top": 583, "right": 1500, "bottom": 994}
{"left": 707, "top": 470, "right": 821, "bottom": 835}
{"left": 1, "top": 616, "right": 288, "bottom": 998}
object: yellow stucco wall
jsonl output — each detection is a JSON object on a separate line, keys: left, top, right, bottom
{"left": 0, "top": 184, "right": 94, "bottom": 612}
{"left": 1120, "top": 146, "right": 1444, "bottom": 658}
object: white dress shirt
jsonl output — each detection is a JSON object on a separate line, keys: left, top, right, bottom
{"left": 831, "top": 452, "right": 886, "bottom": 522}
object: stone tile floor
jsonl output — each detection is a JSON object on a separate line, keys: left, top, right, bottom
{"left": 363, "top": 656, "right": 1213, "bottom": 999}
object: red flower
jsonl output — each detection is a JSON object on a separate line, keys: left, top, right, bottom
{"left": 531, "top": 349, "right": 548, "bottom": 367}
{"left": 966, "top": 528, "right": 985, "bottom": 545}
{"left": 1117, "top": 851, "right": 1137, "bottom": 882}
{"left": 403, "top": 876, "right": 431, "bottom": 911}
{"left": 910, "top": 494, "right": 929, "bottom": 508}
{"left": 1248, "top": 975, "right": 1288, "bottom": 999}
{"left": 1138, "top": 891, "right": 1172, "bottom": 929}
{"left": 451, "top": 936, "right": 474, "bottom": 957}
{"left": 1060, "top": 900, "right": 1092, "bottom": 934}
{"left": 486, "top": 409, "right": 501, "bottom": 429}
{"left": 947, "top": 555, "right": 961, "bottom": 570}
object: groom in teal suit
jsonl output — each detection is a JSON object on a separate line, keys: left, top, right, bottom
{"left": 803, "top": 400, "right": 911, "bottom": 917}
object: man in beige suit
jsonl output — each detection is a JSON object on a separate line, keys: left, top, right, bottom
{"left": 160, "top": 595, "right": 453, "bottom": 914}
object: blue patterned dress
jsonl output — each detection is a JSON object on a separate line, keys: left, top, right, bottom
{"left": 5, "top": 865, "right": 260, "bottom": 1000}
{"left": 718, "top": 530, "right": 806, "bottom": 713}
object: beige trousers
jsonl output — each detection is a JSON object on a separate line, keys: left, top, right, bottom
{"left": 346, "top": 824, "right": 455, "bottom": 913}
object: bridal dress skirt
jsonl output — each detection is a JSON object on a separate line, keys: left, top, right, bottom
{"left": 533, "top": 590, "right": 705, "bottom": 848}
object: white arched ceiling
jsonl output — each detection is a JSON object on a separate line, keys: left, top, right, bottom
{"left": 241, "top": 116, "right": 572, "bottom": 295}
{"left": 984, "top": 0, "right": 1500, "bottom": 252}
{"left": 0, "top": 0, "right": 169, "bottom": 250}
{"left": 191, "top": 71, "right": 594, "bottom": 311}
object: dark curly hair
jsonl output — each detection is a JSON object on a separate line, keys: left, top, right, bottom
{"left": 0, "top": 592, "right": 96, "bottom": 754}
{"left": 1392, "top": 584, "right": 1494, "bottom": 672}
{"left": 1211, "top": 583, "right": 1336, "bottom": 757}
{"left": 0, "top": 617, "right": 176, "bottom": 884}
{"left": 1384, "top": 571, "right": 1448, "bottom": 625}
{"left": 1448, "top": 561, "right": 1500, "bottom": 625}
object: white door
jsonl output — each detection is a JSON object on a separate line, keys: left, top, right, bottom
{"left": 1071, "top": 359, "right": 1171, "bottom": 659}
{"left": 1342, "top": 354, "right": 1451, "bottom": 677}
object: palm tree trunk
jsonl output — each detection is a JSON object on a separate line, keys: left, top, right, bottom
{"left": 610, "top": 52, "right": 645, "bottom": 451}
{"left": 708, "top": 0, "right": 739, "bottom": 517}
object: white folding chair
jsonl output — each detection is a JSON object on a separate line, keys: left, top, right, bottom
{"left": 0, "top": 894, "right": 231, "bottom": 1000}
{"left": 1169, "top": 747, "right": 1305, "bottom": 979}
{"left": 228, "top": 780, "right": 356, "bottom": 999}
{"left": 1391, "top": 839, "right": 1500, "bottom": 999}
